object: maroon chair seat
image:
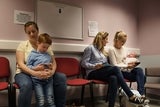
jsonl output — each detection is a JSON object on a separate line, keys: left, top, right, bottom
{"left": 0, "top": 56, "right": 12, "bottom": 107}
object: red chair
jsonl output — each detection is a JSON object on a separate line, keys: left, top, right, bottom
{"left": 0, "top": 56, "right": 12, "bottom": 107}
{"left": 81, "top": 66, "right": 109, "bottom": 104}
{"left": 81, "top": 66, "right": 134, "bottom": 106}
{"left": 124, "top": 79, "right": 135, "bottom": 88}
{"left": 55, "top": 57, "right": 93, "bottom": 106}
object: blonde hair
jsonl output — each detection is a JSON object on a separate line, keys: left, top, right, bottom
{"left": 114, "top": 31, "right": 127, "bottom": 45}
{"left": 93, "top": 31, "right": 109, "bottom": 56}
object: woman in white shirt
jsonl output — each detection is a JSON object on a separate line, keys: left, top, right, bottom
{"left": 81, "top": 31, "right": 147, "bottom": 107}
{"left": 108, "top": 31, "right": 146, "bottom": 98}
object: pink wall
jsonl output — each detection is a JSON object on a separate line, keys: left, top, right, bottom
{"left": 138, "top": 0, "right": 160, "bottom": 55}
{"left": 4, "top": 0, "right": 160, "bottom": 55}
{"left": 0, "top": 0, "right": 35, "bottom": 40}
{"left": 0, "top": 0, "right": 138, "bottom": 48}
{"left": 52, "top": 0, "right": 138, "bottom": 47}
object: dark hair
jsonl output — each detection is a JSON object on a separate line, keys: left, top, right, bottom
{"left": 24, "top": 21, "right": 39, "bottom": 32}
{"left": 38, "top": 33, "right": 52, "bottom": 45}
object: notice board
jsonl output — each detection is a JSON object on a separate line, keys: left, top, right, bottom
{"left": 36, "top": 0, "right": 83, "bottom": 40}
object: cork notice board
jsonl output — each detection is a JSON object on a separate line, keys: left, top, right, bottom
{"left": 36, "top": 0, "right": 83, "bottom": 40}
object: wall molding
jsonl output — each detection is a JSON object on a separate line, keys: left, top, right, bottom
{"left": 0, "top": 40, "right": 20, "bottom": 51}
{"left": 0, "top": 40, "right": 140, "bottom": 54}
{"left": 0, "top": 40, "right": 88, "bottom": 53}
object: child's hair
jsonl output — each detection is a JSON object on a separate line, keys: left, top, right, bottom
{"left": 38, "top": 33, "right": 52, "bottom": 45}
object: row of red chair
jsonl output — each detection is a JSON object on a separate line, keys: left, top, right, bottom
{"left": 55, "top": 57, "right": 134, "bottom": 106}
{"left": 0, "top": 56, "right": 134, "bottom": 107}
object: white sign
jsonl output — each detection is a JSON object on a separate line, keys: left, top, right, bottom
{"left": 14, "top": 10, "right": 34, "bottom": 24}
{"left": 88, "top": 21, "right": 98, "bottom": 37}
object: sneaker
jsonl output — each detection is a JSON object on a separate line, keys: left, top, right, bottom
{"left": 144, "top": 103, "right": 150, "bottom": 107}
{"left": 141, "top": 96, "right": 150, "bottom": 104}
{"left": 129, "top": 96, "right": 145, "bottom": 104}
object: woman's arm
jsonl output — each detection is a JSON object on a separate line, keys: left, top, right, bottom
{"left": 16, "top": 50, "right": 47, "bottom": 79}
{"left": 43, "top": 46, "right": 56, "bottom": 77}
{"left": 108, "top": 48, "right": 127, "bottom": 68}
{"left": 47, "top": 55, "right": 56, "bottom": 76}
{"left": 16, "top": 50, "right": 36, "bottom": 75}
{"left": 81, "top": 46, "right": 96, "bottom": 69}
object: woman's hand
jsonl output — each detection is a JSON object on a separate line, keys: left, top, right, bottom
{"left": 95, "top": 64, "right": 103, "bottom": 69}
{"left": 44, "top": 69, "right": 55, "bottom": 78}
{"left": 33, "top": 64, "right": 45, "bottom": 71}
{"left": 127, "top": 62, "right": 136, "bottom": 69}
{"left": 33, "top": 69, "right": 55, "bottom": 79}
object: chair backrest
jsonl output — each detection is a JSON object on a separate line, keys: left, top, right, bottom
{"left": 145, "top": 67, "right": 160, "bottom": 77}
{"left": 0, "top": 57, "right": 10, "bottom": 79}
{"left": 55, "top": 57, "right": 81, "bottom": 77}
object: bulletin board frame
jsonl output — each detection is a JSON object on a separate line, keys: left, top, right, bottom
{"left": 36, "top": 0, "right": 83, "bottom": 40}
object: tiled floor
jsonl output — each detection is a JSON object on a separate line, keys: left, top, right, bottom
{"left": 0, "top": 100, "right": 157, "bottom": 107}
{"left": 66, "top": 97, "right": 160, "bottom": 107}
{"left": 70, "top": 100, "right": 160, "bottom": 107}
{"left": 0, "top": 96, "right": 158, "bottom": 107}
{"left": 85, "top": 100, "right": 160, "bottom": 107}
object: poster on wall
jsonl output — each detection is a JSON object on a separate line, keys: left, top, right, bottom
{"left": 14, "top": 10, "right": 34, "bottom": 24}
{"left": 88, "top": 21, "right": 98, "bottom": 37}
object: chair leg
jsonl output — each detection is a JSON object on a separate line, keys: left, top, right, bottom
{"left": 89, "top": 83, "right": 94, "bottom": 107}
{"left": 80, "top": 85, "right": 85, "bottom": 105}
{"left": 129, "top": 82, "right": 132, "bottom": 88}
{"left": 8, "top": 83, "right": 12, "bottom": 107}
{"left": 10, "top": 84, "right": 17, "bottom": 107}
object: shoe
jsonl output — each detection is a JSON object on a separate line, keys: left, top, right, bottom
{"left": 129, "top": 96, "right": 145, "bottom": 104}
{"left": 144, "top": 104, "right": 150, "bottom": 107}
{"left": 119, "top": 87, "right": 124, "bottom": 97}
{"left": 141, "top": 96, "right": 150, "bottom": 104}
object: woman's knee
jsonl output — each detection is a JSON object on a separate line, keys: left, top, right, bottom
{"left": 112, "top": 66, "right": 121, "bottom": 74}
{"left": 109, "top": 75, "right": 117, "bottom": 80}
{"left": 135, "top": 67, "right": 144, "bottom": 75}
{"left": 53, "top": 72, "right": 67, "bottom": 85}
{"left": 15, "top": 73, "right": 33, "bottom": 90}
